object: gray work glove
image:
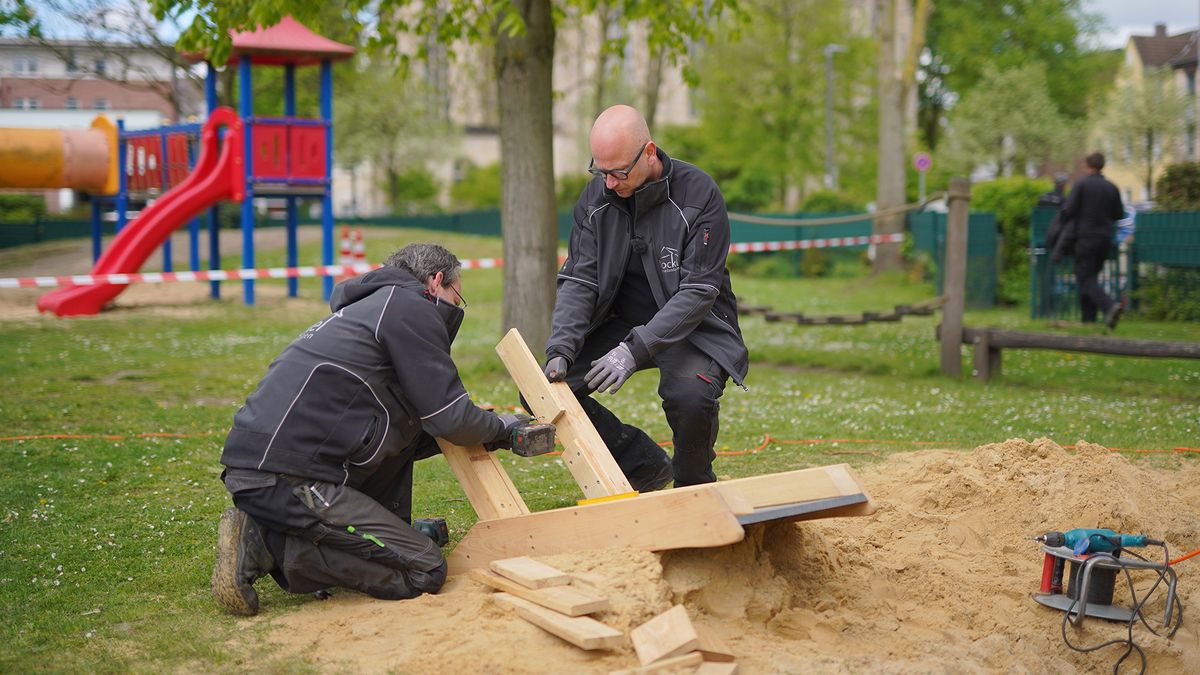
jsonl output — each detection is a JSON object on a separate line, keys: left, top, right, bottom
{"left": 586, "top": 343, "right": 636, "bottom": 394}
{"left": 485, "top": 412, "right": 531, "bottom": 451}
{"left": 544, "top": 356, "right": 570, "bottom": 383}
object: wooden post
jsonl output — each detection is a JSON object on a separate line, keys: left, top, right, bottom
{"left": 940, "top": 177, "right": 970, "bottom": 377}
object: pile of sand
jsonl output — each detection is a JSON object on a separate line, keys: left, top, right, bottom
{"left": 257, "top": 439, "right": 1200, "bottom": 673}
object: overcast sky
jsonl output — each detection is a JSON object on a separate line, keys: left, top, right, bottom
{"left": 1087, "top": 0, "right": 1199, "bottom": 47}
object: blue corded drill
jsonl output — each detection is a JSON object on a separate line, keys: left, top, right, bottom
{"left": 1035, "top": 528, "right": 1162, "bottom": 556}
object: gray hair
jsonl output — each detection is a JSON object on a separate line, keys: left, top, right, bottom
{"left": 384, "top": 243, "right": 461, "bottom": 286}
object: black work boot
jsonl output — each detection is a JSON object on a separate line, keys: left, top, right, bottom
{"left": 211, "top": 507, "right": 275, "bottom": 616}
{"left": 1104, "top": 303, "right": 1123, "bottom": 330}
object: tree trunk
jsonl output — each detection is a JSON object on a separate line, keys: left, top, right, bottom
{"left": 642, "top": 48, "right": 665, "bottom": 131}
{"left": 593, "top": 3, "right": 613, "bottom": 119}
{"left": 874, "top": 0, "right": 906, "bottom": 272}
{"left": 1145, "top": 130, "right": 1154, "bottom": 199}
{"left": 496, "top": 0, "right": 558, "bottom": 354}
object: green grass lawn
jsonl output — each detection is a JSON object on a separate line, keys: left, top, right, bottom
{"left": 1, "top": 231, "right": 1197, "bottom": 671}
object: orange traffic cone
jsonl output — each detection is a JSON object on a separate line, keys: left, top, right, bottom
{"left": 336, "top": 225, "right": 352, "bottom": 283}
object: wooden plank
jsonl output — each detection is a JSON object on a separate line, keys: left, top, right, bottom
{"left": 610, "top": 652, "right": 704, "bottom": 675}
{"left": 448, "top": 485, "right": 744, "bottom": 574}
{"left": 471, "top": 569, "right": 609, "bottom": 616}
{"left": 960, "top": 326, "right": 1200, "bottom": 359}
{"left": 437, "top": 439, "right": 529, "bottom": 521}
{"left": 495, "top": 329, "right": 633, "bottom": 499}
{"left": 712, "top": 464, "right": 860, "bottom": 510}
{"left": 631, "top": 604, "right": 701, "bottom": 665}
{"left": 695, "top": 662, "right": 739, "bottom": 675}
{"left": 489, "top": 556, "right": 571, "bottom": 589}
{"left": 694, "top": 624, "right": 735, "bottom": 663}
{"left": 492, "top": 592, "right": 624, "bottom": 651}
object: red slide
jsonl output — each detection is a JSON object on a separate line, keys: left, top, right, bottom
{"left": 38, "top": 107, "right": 245, "bottom": 317}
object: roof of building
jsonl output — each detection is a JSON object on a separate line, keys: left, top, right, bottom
{"left": 185, "top": 15, "right": 355, "bottom": 66}
{"left": 1131, "top": 26, "right": 1197, "bottom": 68}
{"left": 1169, "top": 37, "right": 1198, "bottom": 68}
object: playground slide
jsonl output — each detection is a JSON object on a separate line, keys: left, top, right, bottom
{"left": 37, "top": 107, "right": 245, "bottom": 317}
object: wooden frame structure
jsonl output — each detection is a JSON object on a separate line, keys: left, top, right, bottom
{"left": 440, "top": 329, "right": 876, "bottom": 574}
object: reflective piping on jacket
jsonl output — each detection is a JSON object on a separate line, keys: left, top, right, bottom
{"left": 420, "top": 391, "right": 469, "bottom": 420}
{"left": 255, "top": 362, "right": 391, "bottom": 486}
{"left": 557, "top": 273, "right": 599, "bottom": 288}
{"left": 681, "top": 282, "right": 720, "bottom": 294}
{"left": 374, "top": 286, "right": 396, "bottom": 343}
{"left": 665, "top": 182, "right": 690, "bottom": 233}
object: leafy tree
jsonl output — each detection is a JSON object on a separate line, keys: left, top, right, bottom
{"left": 919, "top": 0, "right": 1108, "bottom": 150}
{"left": 450, "top": 162, "right": 502, "bottom": 210}
{"left": 1156, "top": 162, "right": 1200, "bottom": 211}
{"left": 335, "top": 64, "right": 455, "bottom": 215}
{"left": 656, "top": 0, "right": 874, "bottom": 212}
{"left": 146, "top": 0, "right": 731, "bottom": 352}
{"left": 942, "top": 63, "right": 1075, "bottom": 177}
{"left": 387, "top": 168, "right": 441, "bottom": 215}
{"left": 1096, "top": 67, "right": 1189, "bottom": 199}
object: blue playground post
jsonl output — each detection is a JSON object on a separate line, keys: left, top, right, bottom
{"left": 321, "top": 58, "right": 334, "bottom": 301}
{"left": 187, "top": 137, "right": 201, "bottom": 272}
{"left": 205, "top": 62, "right": 220, "bottom": 300}
{"left": 239, "top": 56, "right": 255, "bottom": 306}
{"left": 116, "top": 118, "right": 128, "bottom": 233}
{"left": 90, "top": 198, "right": 102, "bottom": 263}
{"left": 284, "top": 63, "right": 299, "bottom": 298}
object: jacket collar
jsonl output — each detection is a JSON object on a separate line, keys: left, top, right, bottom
{"left": 605, "top": 148, "right": 674, "bottom": 218}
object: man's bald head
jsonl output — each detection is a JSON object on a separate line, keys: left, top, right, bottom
{"left": 590, "top": 105, "right": 651, "bottom": 158}
{"left": 588, "top": 105, "right": 660, "bottom": 197}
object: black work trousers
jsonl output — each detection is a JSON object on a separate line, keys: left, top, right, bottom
{"left": 563, "top": 317, "right": 728, "bottom": 488}
{"left": 1074, "top": 237, "right": 1114, "bottom": 323}
{"left": 221, "top": 437, "right": 446, "bottom": 601}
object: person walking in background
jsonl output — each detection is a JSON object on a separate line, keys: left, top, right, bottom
{"left": 1060, "top": 153, "right": 1125, "bottom": 329}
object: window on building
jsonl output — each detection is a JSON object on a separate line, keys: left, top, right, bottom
{"left": 27, "top": 98, "right": 40, "bottom": 110}
{"left": 65, "top": 97, "right": 79, "bottom": 110}
{"left": 13, "top": 57, "right": 36, "bottom": 74}
{"left": 65, "top": 55, "right": 79, "bottom": 74}
{"left": 94, "top": 59, "right": 107, "bottom": 76}
{"left": 1188, "top": 71, "right": 1197, "bottom": 98}
{"left": 11, "top": 97, "right": 26, "bottom": 109}
{"left": 93, "top": 98, "right": 110, "bottom": 111}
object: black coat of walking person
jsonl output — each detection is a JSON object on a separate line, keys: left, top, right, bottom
{"left": 1060, "top": 153, "right": 1125, "bottom": 328}
{"left": 544, "top": 104, "right": 749, "bottom": 490}
{"left": 211, "top": 243, "right": 529, "bottom": 616}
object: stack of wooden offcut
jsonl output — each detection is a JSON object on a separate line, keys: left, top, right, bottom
{"left": 474, "top": 556, "right": 738, "bottom": 674}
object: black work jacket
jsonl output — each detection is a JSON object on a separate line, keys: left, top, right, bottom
{"left": 548, "top": 148, "right": 749, "bottom": 386}
{"left": 1061, "top": 173, "right": 1124, "bottom": 241}
{"left": 220, "top": 267, "right": 505, "bottom": 487}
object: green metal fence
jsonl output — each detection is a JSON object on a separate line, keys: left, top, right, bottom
{"left": 1029, "top": 209, "right": 1200, "bottom": 320}
{"left": 0, "top": 219, "right": 111, "bottom": 249}
{"left": 907, "top": 210, "right": 999, "bottom": 307}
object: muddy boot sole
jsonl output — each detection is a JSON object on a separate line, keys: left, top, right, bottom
{"left": 211, "top": 507, "right": 260, "bottom": 616}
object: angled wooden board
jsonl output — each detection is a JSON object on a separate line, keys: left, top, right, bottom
{"left": 712, "top": 464, "right": 867, "bottom": 510}
{"left": 495, "top": 329, "right": 633, "bottom": 499}
{"left": 631, "top": 604, "right": 700, "bottom": 665}
{"left": 492, "top": 592, "right": 624, "bottom": 650}
{"left": 470, "top": 568, "right": 610, "bottom": 616}
{"left": 437, "top": 439, "right": 529, "bottom": 521}
{"left": 448, "top": 485, "right": 744, "bottom": 575}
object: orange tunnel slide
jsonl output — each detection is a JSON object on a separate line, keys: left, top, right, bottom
{"left": 0, "top": 115, "right": 120, "bottom": 195}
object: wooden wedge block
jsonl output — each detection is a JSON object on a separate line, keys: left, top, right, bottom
{"left": 610, "top": 652, "right": 704, "bottom": 674}
{"left": 695, "top": 661, "right": 738, "bottom": 675}
{"left": 631, "top": 605, "right": 700, "bottom": 666}
{"left": 471, "top": 568, "right": 609, "bottom": 616}
{"left": 694, "top": 624, "right": 735, "bottom": 662}
{"left": 492, "top": 592, "right": 623, "bottom": 651}
{"left": 489, "top": 556, "right": 571, "bottom": 589}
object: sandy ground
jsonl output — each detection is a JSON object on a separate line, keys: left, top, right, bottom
{"left": 239, "top": 439, "right": 1200, "bottom": 673}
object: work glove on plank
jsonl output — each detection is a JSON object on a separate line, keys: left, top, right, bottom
{"left": 586, "top": 343, "right": 636, "bottom": 394}
{"left": 544, "top": 356, "right": 570, "bottom": 382}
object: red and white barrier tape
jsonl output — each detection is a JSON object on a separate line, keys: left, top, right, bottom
{"left": 0, "top": 234, "right": 902, "bottom": 289}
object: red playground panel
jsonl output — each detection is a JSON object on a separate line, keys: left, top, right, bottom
{"left": 290, "top": 125, "right": 326, "bottom": 179}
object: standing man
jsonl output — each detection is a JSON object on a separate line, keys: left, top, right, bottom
{"left": 1060, "top": 153, "right": 1125, "bottom": 328}
{"left": 212, "top": 243, "right": 533, "bottom": 615}
{"left": 544, "top": 104, "right": 748, "bottom": 491}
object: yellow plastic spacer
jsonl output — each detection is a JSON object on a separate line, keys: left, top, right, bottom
{"left": 576, "top": 490, "right": 639, "bottom": 506}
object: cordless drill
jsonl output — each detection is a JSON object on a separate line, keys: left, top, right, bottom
{"left": 504, "top": 421, "right": 557, "bottom": 457}
{"left": 1035, "top": 528, "right": 1161, "bottom": 556}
